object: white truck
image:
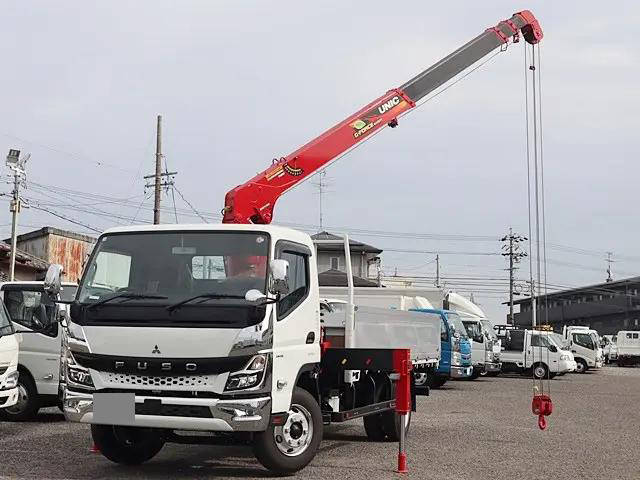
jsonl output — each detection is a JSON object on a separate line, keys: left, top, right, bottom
{"left": 550, "top": 333, "right": 577, "bottom": 374}
{"left": 500, "top": 328, "right": 573, "bottom": 379}
{"left": 561, "top": 326, "right": 604, "bottom": 373}
{"left": 0, "top": 281, "right": 77, "bottom": 420}
{"left": 461, "top": 317, "right": 502, "bottom": 378}
{"left": 616, "top": 331, "right": 640, "bottom": 366}
{"left": 0, "top": 297, "right": 20, "bottom": 410}
{"left": 45, "top": 224, "right": 442, "bottom": 474}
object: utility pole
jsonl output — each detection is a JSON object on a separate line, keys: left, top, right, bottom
{"left": 5, "top": 149, "right": 28, "bottom": 281}
{"left": 153, "top": 115, "right": 162, "bottom": 224}
{"left": 435, "top": 254, "right": 440, "bottom": 288}
{"left": 606, "top": 252, "right": 614, "bottom": 283}
{"left": 144, "top": 115, "right": 177, "bottom": 224}
{"left": 501, "top": 228, "right": 528, "bottom": 324}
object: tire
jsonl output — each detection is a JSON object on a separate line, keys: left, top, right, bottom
{"left": 427, "top": 375, "right": 447, "bottom": 389}
{"left": 485, "top": 371, "right": 500, "bottom": 378}
{"left": 91, "top": 425, "right": 165, "bottom": 465}
{"left": 381, "top": 407, "right": 411, "bottom": 442}
{"left": 575, "top": 359, "right": 588, "bottom": 374}
{"left": 532, "top": 363, "right": 548, "bottom": 380}
{"left": 469, "top": 368, "right": 481, "bottom": 380}
{"left": 253, "top": 387, "right": 323, "bottom": 475}
{"left": 0, "top": 372, "right": 40, "bottom": 421}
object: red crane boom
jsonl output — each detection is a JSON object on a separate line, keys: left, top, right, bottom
{"left": 222, "top": 10, "right": 542, "bottom": 224}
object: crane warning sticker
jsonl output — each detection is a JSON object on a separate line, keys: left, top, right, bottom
{"left": 266, "top": 162, "right": 304, "bottom": 181}
{"left": 350, "top": 95, "right": 407, "bottom": 138}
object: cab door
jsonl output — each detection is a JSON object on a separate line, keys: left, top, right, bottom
{"left": 1, "top": 285, "right": 61, "bottom": 396}
{"left": 571, "top": 332, "right": 595, "bottom": 366}
{"left": 437, "top": 316, "right": 450, "bottom": 375}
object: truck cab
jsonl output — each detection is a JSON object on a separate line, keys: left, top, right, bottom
{"left": 562, "top": 326, "right": 603, "bottom": 373}
{"left": 411, "top": 308, "right": 472, "bottom": 388}
{"left": 461, "top": 317, "right": 501, "bottom": 379}
{"left": 0, "top": 281, "right": 79, "bottom": 419}
{"left": 0, "top": 297, "right": 20, "bottom": 411}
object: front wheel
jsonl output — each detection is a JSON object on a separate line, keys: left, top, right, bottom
{"left": 253, "top": 387, "right": 323, "bottom": 474}
{"left": 91, "top": 425, "right": 165, "bottom": 465}
{"left": 0, "top": 374, "right": 40, "bottom": 421}
{"left": 575, "top": 359, "right": 587, "bottom": 374}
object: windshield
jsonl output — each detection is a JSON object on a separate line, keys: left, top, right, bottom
{"left": 480, "top": 320, "right": 498, "bottom": 341}
{"left": 60, "top": 285, "right": 78, "bottom": 302}
{"left": 462, "top": 320, "right": 482, "bottom": 340}
{"left": 0, "top": 300, "right": 14, "bottom": 336}
{"left": 447, "top": 313, "right": 469, "bottom": 339}
{"left": 78, "top": 231, "right": 269, "bottom": 305}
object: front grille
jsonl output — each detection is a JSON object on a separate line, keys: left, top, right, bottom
{"left": 461, "top": 353, "right": 472, "bottom": 361}
{"left": 101, "top": 372, "right": 216, "bottom": 389}
{"left": 135, "top": 402, "right": 212, "bottom": 418}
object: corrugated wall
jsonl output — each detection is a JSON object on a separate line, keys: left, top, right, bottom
{"left": 47, "top": 235, "right": 93, "bottom": 282}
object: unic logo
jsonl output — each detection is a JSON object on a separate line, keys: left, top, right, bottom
{"left": 377, "top": 96, "right": 401, "bottom": 115}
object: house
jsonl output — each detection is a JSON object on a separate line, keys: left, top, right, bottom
{"left": 0, "top": 241, "right": 49, "bottom": 281}
{"left": 512, "top": 276, "right": 640, "bottom": 335}
{"left": 9, "top": 227, "right": 96, "bottom": 282}
{"left": 311, "top": 231, "right": 382, "bottom": 280}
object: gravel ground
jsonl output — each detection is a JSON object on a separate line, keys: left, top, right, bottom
{"left": 1, "top": 366, "right": 639, "bottom": 480}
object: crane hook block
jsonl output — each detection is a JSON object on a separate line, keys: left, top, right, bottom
{"left": 531, "top": 394, "right": 553, "bottom": 430}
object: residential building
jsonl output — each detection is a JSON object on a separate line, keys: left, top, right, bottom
{"left": 512, "top": 276, "right": 640, "bottom": 335}
{"left": 311, "top": 231, "right": 382, "bottom": 280}
{"left": 0, "top": 241, "right": 49, "bottom": 281}
{"left": 10, "top": 227, "right": 96, "bottom": 282}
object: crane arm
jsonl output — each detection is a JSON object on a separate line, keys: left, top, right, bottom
{"left": 222, "top": 10, "right": 542, "bottom": 224}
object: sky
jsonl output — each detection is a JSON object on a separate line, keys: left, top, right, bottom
{"left": 1, "top": 1, "right": 639, "bottom": 322}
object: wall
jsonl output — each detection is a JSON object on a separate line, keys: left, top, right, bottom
{"left": 316, "top": 251, "right": 372, "bottom": 278}
{"left": 16, "top": 233, "right": 94, "bottom": 283}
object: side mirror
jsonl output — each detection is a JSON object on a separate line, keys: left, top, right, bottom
{"left": 44, "top": 264, "right": 63, "bottom": 297}
{"left": 548, "top": 344, "right": 558, "bottom": 353}
{"left": 269, "top": 259, "right": 289, "bottom": 296}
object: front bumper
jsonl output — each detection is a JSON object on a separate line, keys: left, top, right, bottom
{"left": 450, "top": 366, "right": 473, "bottom": 379}
{"left": 63, "top": 389, "right": 271, "bottom": 432}
{"left": 0, "top": 386, "right": 19, "bottom": 408}
{"left": 483, "top": 362, "right": 501, "bottom": 373}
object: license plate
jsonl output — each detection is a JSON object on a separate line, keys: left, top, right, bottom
{"left": 93, "top": 392, "right": 135, "bottom": 425}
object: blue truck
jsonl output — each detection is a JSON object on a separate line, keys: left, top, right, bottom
{"left": 412, "top": 309, "right": 473, "bottom": 389}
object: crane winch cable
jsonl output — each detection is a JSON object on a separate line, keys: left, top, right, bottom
{"left": 524, "top": 41, "right": 553, "bottom": 430}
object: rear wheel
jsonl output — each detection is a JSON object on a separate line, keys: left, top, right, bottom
{"left": 91, "top": 425, "right": 165, "bottom": 465}
{"left": 253, "top": 387, "right": 323, "bottom": 474}
{"left": 0, "top": 374, "right": 40, "bottom": 421}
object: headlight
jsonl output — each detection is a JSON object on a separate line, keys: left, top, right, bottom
{"left": 225, "top": 354, "right": 268, "bottom": 392}
{"left": 451, "top": 352, "right": 462, "bottom": 366}
{"left": 3, "top": 371, "right": 19, "bottom": 389}
{"left": 560, "top": 354, "right": 569, "bottom": 361}
{"left": 66, "top": 350, "right": 94, "bottom": 389}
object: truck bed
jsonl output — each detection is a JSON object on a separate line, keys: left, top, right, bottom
{"left": 323, "top": 306, "right": 440, "bottom": 366}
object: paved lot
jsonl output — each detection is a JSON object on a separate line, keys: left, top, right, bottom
{"left": 1, "top": 366, "right": 639, "bottom": 480}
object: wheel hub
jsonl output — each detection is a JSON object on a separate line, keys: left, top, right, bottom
{"left": 5, "top": 384, "right": 28, "bottom": 415}
{"left": 274, "top": 404, "right": 313, "bottom": 457}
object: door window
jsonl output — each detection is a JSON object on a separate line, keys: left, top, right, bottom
{"left": 530, "top": 335, "right": 551, "bottom": 348}
{"left": 440, "top": 317, "right": 449, "bottom": 342}
{"left": 3, "top": 288, "right": 57, "bottom": 334}
{"left": 573, "top": 333, "right": 594, "bottom": 349}
{"left": 277, "top": 251, "right": 309, "bottom": 320}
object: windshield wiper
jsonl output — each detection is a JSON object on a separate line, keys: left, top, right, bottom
{"left": 166, "top": 293, "right": 246, "bottom": 313}
{"left": 87, "top": 293, "right": 168, "bottom": 310}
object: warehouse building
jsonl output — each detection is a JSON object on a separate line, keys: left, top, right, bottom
{"left": 512, "top": 277, "right": 640, "bottom": 335}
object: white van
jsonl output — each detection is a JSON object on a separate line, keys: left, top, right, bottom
{"left": 616, "top": 331, "right": 640, "bottom": 366}
{"left": 0, "top": 297, "right": 20, "bottom": 410}
{"left": 0, "top": 281, "right": 76, "bottom": 420}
